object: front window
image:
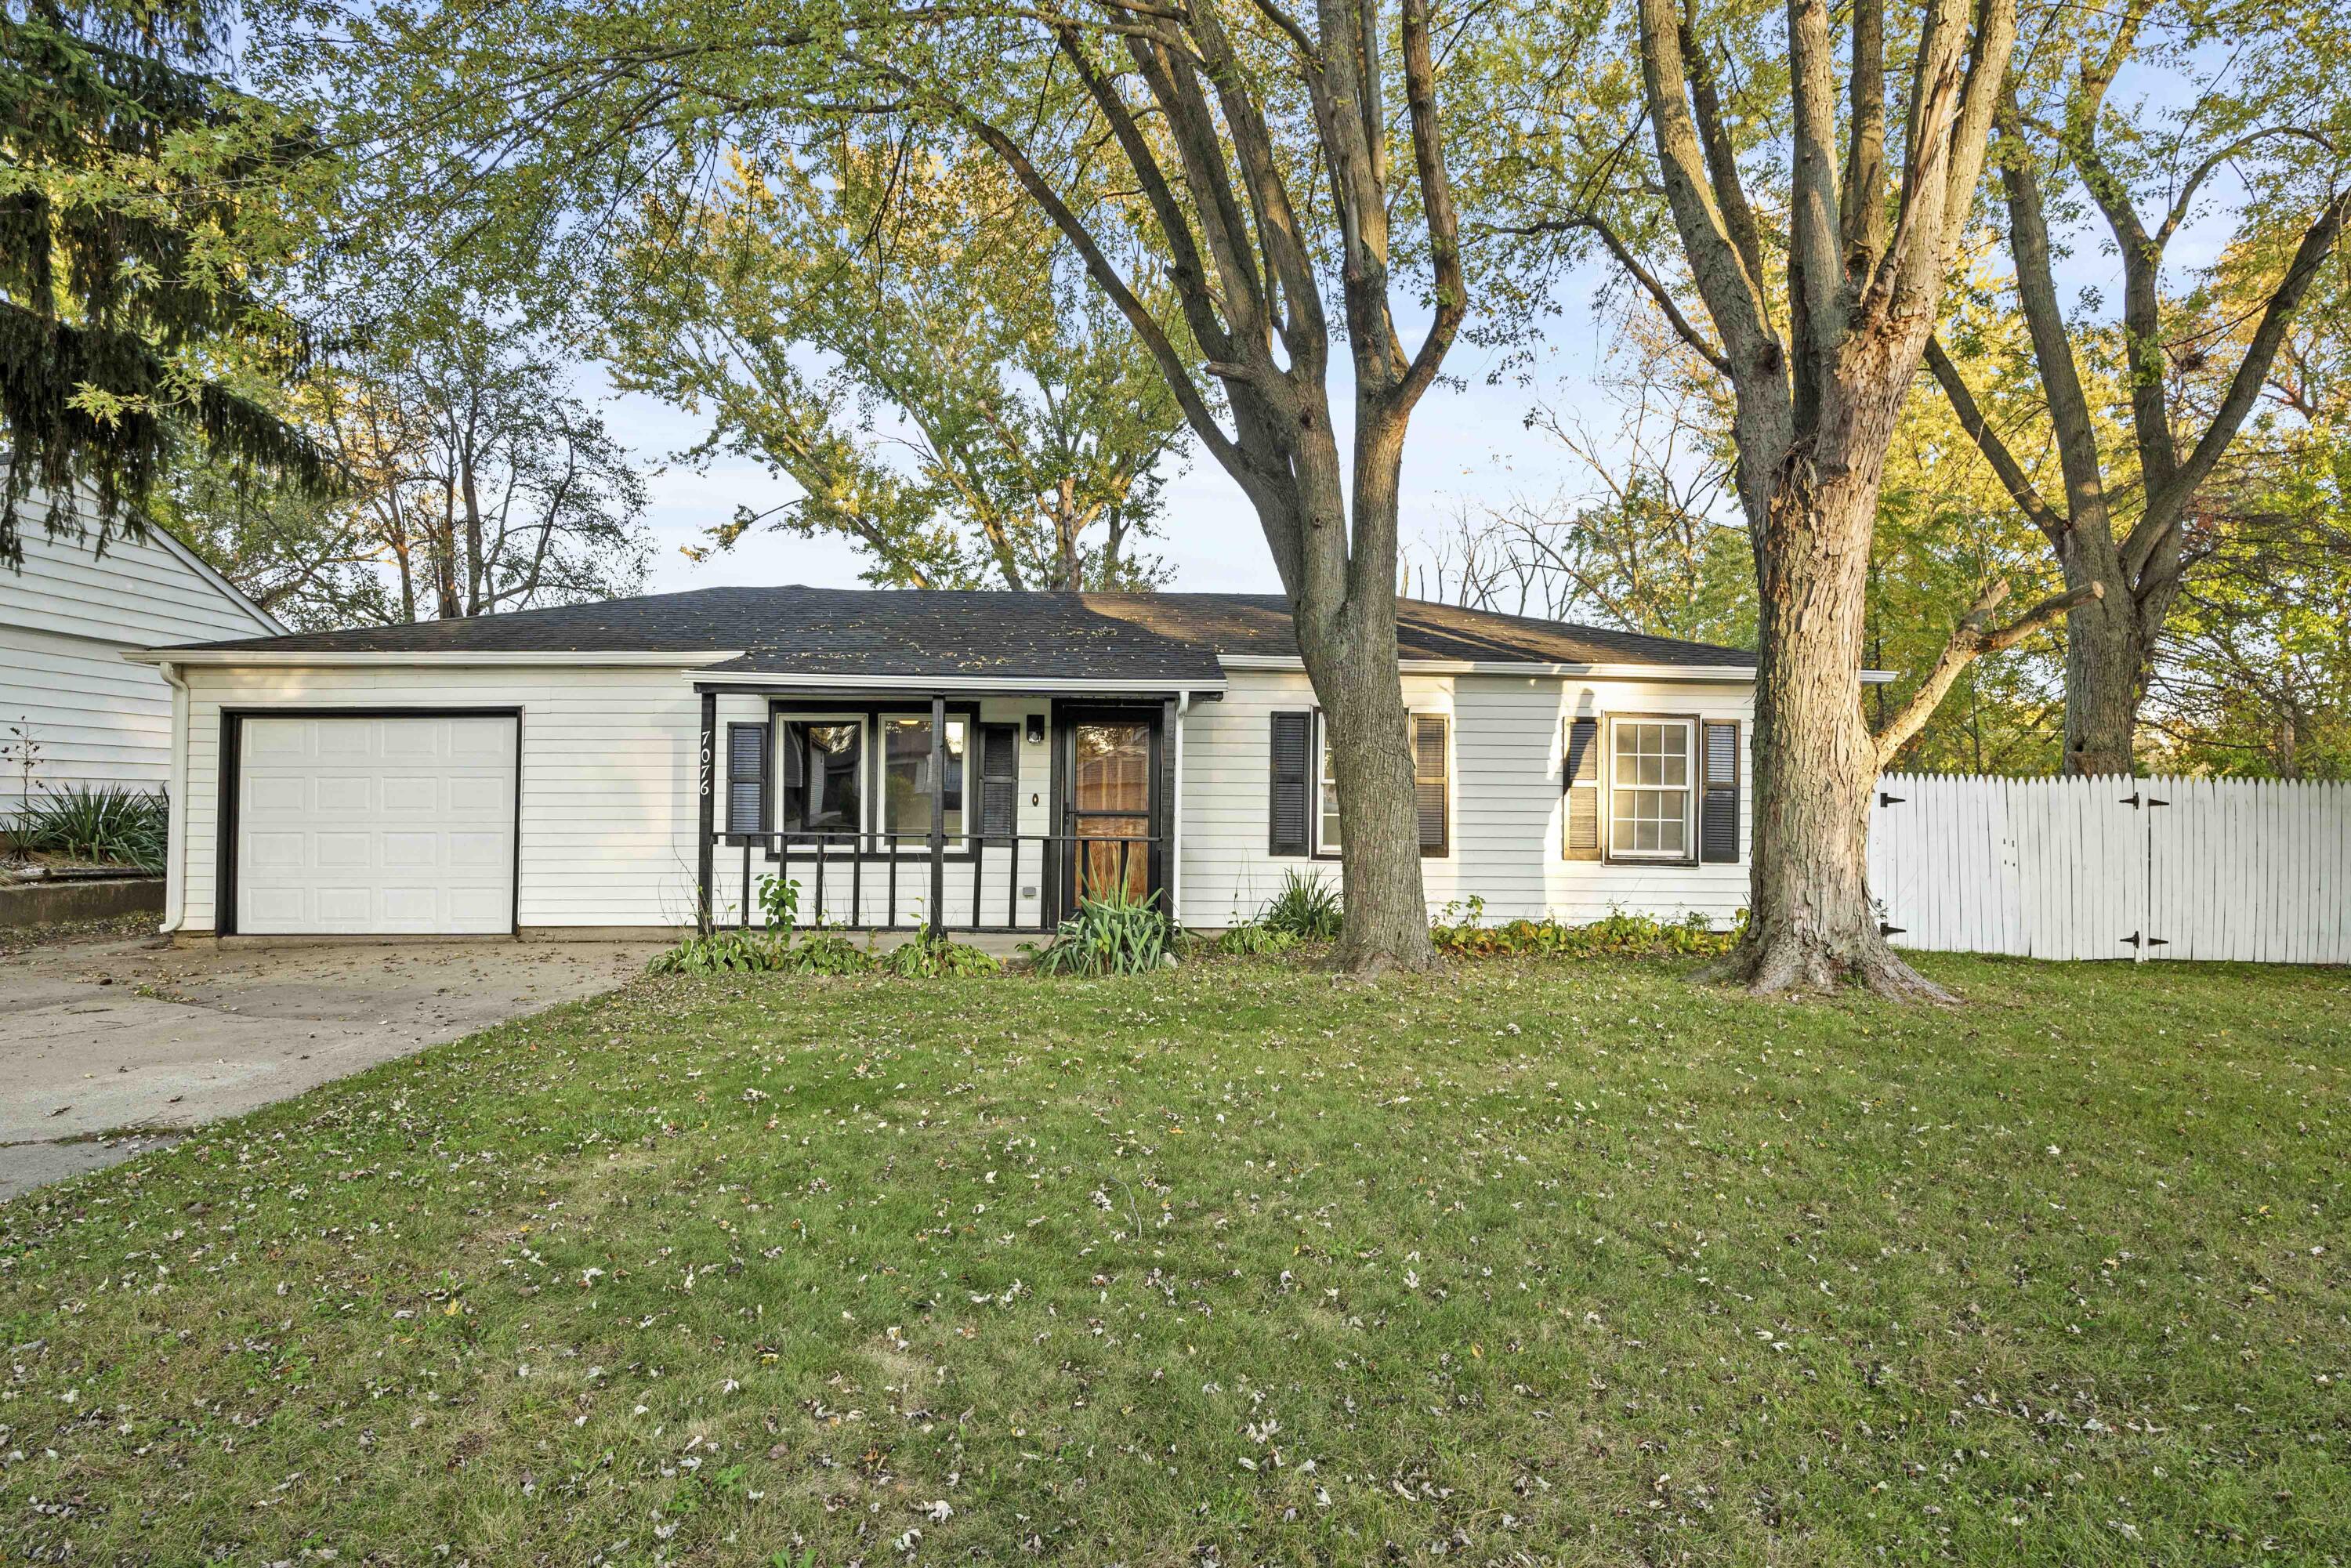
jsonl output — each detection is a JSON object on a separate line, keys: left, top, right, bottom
{"left": 781, "top": 721, "right": 863, "bottom": 839}
{"left": 880, "top": 715, "right": 968, "bottom": 844}
{"left": 1317, "top": 713, "right": 1341, "bottom": 853}
{"left": 1609, "top": 718, "right": 1694, "bottom": 859}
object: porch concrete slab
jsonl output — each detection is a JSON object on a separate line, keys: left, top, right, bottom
{"left": 0, "top": 933, "right": 661, "bottom": 1200}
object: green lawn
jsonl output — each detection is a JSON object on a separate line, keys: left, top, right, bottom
{"left": 3, "top": 954, "right": 2344, "bottom": 1565}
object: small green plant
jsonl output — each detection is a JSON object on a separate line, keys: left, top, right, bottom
{"left": 1212, "top": 919, "right": 1299, "bottom": 957}
{"left": 646, "top": 929, "right": 789, "bottom": 974}
{"left": 755, "top": 873, "right": 799, "bottom": 929}
{"left": 1031, "top": 887, "right": 1173, "bottom": 976}
{"left": 18, "top": 784, "right": 168, "bottom": 871}
{"left": 877, "top": 929, "right": 1002, "bottom": 977}
{"left": 773, "top": 928, "right": 874, "bottom": 975}
{"left": 1428, "top": 901, "right": 1738, "bottom": 959}
{"left": 1261, "top": 867, "right": 1342, "bottom": 941}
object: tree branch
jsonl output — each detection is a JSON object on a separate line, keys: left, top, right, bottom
{"left": 1873, "top": 578, "right": 2103, "bottom": 766}
{"left": 1505, "top": 213, "right": 1731, "bottom": 375}
{"left": 1632, "top": 0, "right": 1777, "bottom": 377}
{"left": 2126, "top": 186, "right": 2351, "bottom": 583}
{"left": 1923, "top": 335, "right": 2067, "bottom": 546}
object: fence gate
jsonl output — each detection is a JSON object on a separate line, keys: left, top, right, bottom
{"left": 1867, "top": 773, "right": 2350, "bottom": 964}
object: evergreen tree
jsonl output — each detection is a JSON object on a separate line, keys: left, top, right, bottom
{"left": 0, "top": 0, "right": 328, "bottom": 566}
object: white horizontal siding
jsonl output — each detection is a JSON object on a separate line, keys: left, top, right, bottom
{"left": 3, "top": 489, "right": 278, "bottom": 647}
{"left": 3, "top": 490, "right": 278, "bottom": 812}
{"left": 1176, "top": 668, "right": 1754, "bottom": 928}
{"left": 178, "top": 666, "right": 710, "bottom": 932}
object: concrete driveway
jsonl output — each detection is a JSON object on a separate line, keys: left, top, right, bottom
{"left": 0, "top": 932, "right": 661, "bottom": 1199}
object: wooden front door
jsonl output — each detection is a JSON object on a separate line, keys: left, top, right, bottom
{"left": 1057, "top": 707, "right": 1163, "bottom": 914}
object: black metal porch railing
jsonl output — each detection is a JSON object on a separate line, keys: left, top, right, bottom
{"left": 709, "top": 829, "right": 1158, "bottom": 935}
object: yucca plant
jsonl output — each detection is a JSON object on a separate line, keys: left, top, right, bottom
{"left": 20, "top": 785, "right": 168, "bottom": 871}
{"left": 1032, "top": 886, "right": 1173, "bottom": 976}
{"left": 1260, "top": 867, "right": 1342, "bottom": 942}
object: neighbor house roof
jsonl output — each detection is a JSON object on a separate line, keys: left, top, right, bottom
{"left": 130, "top": 585, "right": 1756, "bottom": 681}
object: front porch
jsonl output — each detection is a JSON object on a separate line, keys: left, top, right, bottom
{"left": 693, "top": 685, "right": 1188, "bottom": 936}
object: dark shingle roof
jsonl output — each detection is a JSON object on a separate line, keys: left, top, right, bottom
{"left": 1093, "top": 594, "right": 1753, "bottom": 668}
{"left": 158, "top": 585, "right": 1754, "bottom": 676}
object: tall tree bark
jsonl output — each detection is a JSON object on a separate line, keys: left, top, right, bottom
{"left": 1590, "top": 0, "right": 2020, "bottom": 994}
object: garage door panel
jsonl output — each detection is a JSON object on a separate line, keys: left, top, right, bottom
{"left": 381, "top": 777, "right": 440, "bottom": 814}
{"left": 315, "top": 776, "right": 373, "bottom": 813}
{"left": 381, "top": 725, "right": 439, "bottom": 759}
{"left": 383, "top": 831, "right": 443, "bottom": 867}
{"left": 247, "top": 776, "right": 307, "bottom": 812}
{"left": 237, "top": 715, "right": 516, "bottom": 936}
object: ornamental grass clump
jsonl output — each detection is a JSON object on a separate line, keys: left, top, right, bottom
{"left": 1031, "top": 887, "right": 1173, "bottom": 976}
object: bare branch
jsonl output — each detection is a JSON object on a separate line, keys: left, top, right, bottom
{"left": 1923, "top": 335, "right": 2067, "bottom": 546}
{"left": 2127, "top": 186, "right": 2351, "bottom": 582}
{"left": 1502, "top": 214, "right": 1731, "bottom": 375}
{"left": 1874, "top": 578, "right": 2104, "bottom": 766}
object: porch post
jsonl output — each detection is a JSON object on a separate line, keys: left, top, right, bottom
{"left": 1159, "top": 695, "right": 1179, "bottom": 918}
{"left": 697, "top": 689, "right": 715, "bottom": 935}
{"left": 928, "top": 693, "right": 947, "bottom": 937}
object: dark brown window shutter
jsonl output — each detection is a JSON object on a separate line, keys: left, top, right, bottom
{"left": 1268, "top": 711, "right": 1312, "bottom": 856}
{"left": 978, "top": 722, "right": 1018, "bottom": 839}
{"left": 1413, "top": 714, "right": 1449, "bottom": 857}
{"left": 727, "top": 722, "right": 770, "bottom": 835}
{"left": 1563, "top": 716, "right": 1600, "bottom": 860}
{"left": 1701, "top": 719, "right": 1740, "bottom": 863}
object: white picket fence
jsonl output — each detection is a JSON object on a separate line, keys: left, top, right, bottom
{"left": 1867, "top": 773, "right": 2351, "bottom": 965}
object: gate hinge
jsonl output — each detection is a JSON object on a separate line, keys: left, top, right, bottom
{"left": 2121, "top": 931, "right": 2172, "bottom": 949}
{"left": 2121, "top": 929, "right": 2139, "bottom": 948}
{"left": 1878, "top": 791, "right": 1905, "bottom": 808}
{"left": 2148, "top": 796, "right": 2170, "bottom": 808}
{"left": 2120, "top": 791, "right": 2140, "bottom": 807}
{"left": 1879, "top": 922, "right": 1906, "bottom": 937}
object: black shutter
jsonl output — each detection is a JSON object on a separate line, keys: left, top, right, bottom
{"left": 1563, "top": 716, "right": 1601, "bottom": 861}
{"left": 1413, "top": 714, "right": 1448, "bottom": 857}
{"left": 978, "top": 722, "right": 1018, "bottom": 838}
{"left": 1268, "top": 711, "right": 1312, "bottom": 856}
{"left": 727, "top": 722, "right": 770, "bottom": 836}
{"left": 1701, "top": 719, "right": 1740, "bottom": 863}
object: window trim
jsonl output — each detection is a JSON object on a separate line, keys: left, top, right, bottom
{"left": 1603, "top": 712, "right": 1701, "bottom": 866}
{"left": 874, "top": 707, "right": 977, "bottom": 850}
{"left": 762, "top": 701, "right": 986, "bottom": 861}
{"left": 774, "top": 714, "right": 866, "bottom": 845}
{"left": 1312, "top": 710, "right": 1342, "bottom": 860}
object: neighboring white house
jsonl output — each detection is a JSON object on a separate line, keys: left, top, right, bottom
{"left": 2, "top": 487, "right": 283, "bottom": 818}
{"left": 125, "top": 587, "right": 1799, "bottom": 940}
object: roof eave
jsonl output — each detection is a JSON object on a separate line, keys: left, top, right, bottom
{"left": 688, "top": 670, "right": 1228, "bottom": 694}
{"left": 123, "top": 648, "right": 746, "bottom": 668}
{"left": 1219, "top": 653, "right": 1762, "bottom": 681}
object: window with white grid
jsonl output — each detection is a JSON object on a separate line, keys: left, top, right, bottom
{"left": 1607, "top": 718, "right": 1694, "bottom": 859}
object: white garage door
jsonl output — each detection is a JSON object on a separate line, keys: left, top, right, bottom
{"left": 236, "top": 715, "right": 517, "bottom": 935}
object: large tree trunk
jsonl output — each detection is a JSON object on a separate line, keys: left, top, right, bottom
{"left": 1715, "top": 371, "right": 1948, "bottom": 1000}
{"left": 1281, "top": 413, "right": 1437, "bottom": 973}
{"left": 1299, "top": 593, "right": 1433, "bottom": 974}
{"left": 2062, "top": 582, "right": 2143, "bottom": 777}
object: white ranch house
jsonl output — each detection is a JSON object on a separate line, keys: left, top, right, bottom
{"left": 126, "top": 588, "right": 1799, "bottom": 939}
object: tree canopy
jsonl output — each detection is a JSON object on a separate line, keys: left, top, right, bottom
{"left": 1, "top": 0, "right": 331, "bottom": 564}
